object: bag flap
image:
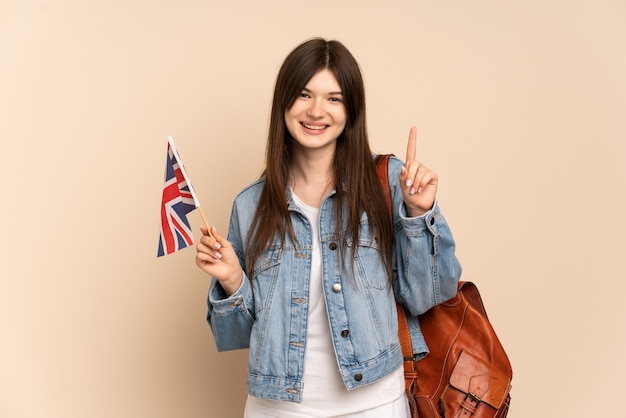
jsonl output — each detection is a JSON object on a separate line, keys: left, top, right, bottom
{"left": 449, "top": 350, "right": 511, "bottom": 409}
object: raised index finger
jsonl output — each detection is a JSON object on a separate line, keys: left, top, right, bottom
{"left": 406, "top": 126, "right": 417, "bottom": 163}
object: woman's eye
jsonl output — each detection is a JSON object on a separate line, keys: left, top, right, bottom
{"left": 299, "top": 92, "right": 310, "bottom": 98}
{"left": 329, "top": 97, "right": 343, "bottom": 103}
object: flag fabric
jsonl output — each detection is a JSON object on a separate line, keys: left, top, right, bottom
{"left": 157, "top": 136, "right": 201, "bottom": 257}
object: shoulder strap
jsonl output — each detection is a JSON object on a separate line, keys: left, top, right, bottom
{"left": 374, "top": 155, "right": 416, "bottom": 365}
{"left": 375, "top": 154, "right": 393, "bottom": 217}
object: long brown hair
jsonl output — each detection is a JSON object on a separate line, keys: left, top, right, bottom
{"left": 245, "top": 38, "right": 393, "bottom": 280}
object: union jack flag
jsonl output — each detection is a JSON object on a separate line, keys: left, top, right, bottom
{"left": 157, "top": 136, "right": 201, "bottom": 257}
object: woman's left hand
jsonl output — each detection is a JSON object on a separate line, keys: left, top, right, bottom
{"left": 399, "top": 126, "right": 438, "bottom": 217}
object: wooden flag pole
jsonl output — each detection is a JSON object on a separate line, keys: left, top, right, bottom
{"left": 197, "top": 206, "right": 215, "bottom": 240}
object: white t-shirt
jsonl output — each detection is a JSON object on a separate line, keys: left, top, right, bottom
{"left": 244, "top": 192, "right": 408, "bottom": 418}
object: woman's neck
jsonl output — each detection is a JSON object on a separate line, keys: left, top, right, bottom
{"left": 290, "top": 150, "right": 335, "bottom": 208}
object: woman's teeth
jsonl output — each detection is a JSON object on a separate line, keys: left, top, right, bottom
{"left": 302, "top": 123, "right": 326, "bottom": 130}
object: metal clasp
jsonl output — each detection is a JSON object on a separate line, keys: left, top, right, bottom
{"left": 465, "top": 391, "right": 482, "bottom": 405}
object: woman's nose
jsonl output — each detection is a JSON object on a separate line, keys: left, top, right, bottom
{"left": 306, "top": 99, "right": 325, "bottom": 117}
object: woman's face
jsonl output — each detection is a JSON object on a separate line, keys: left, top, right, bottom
{"left": 285, "top": 69, "right": 347, "bottom": 153}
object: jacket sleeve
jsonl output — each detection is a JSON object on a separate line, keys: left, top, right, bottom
{"left": 388, "top": 156, "right": 462, "bottom": 316}
{"left": 206, "top": 199, "right": 256, "bottom": 351}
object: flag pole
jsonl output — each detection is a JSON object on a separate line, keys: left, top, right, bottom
{"left": 197, "top": 206, "right": 215, "bottom": 239}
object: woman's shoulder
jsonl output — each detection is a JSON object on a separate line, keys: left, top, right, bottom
{"left": 233, "top": 176, "right": 266, "bottom": 205}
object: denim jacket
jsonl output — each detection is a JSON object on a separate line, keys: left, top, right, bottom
{"left": 207, "top": 155, "right": 462, "bottom": 403}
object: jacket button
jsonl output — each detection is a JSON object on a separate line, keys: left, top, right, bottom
{"left": 332, "top": 283, "right": 342, "bottom": 293}
{"left": 354, "top": 374, "right": 363, "bottom": 382}
{"left": 341, "top": 329, "right": 350, "bottom": 338}
{"left": 329, "top": 242, "right": 338, "bottom": 250}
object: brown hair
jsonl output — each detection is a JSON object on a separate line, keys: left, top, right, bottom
{"left": 245, "top": 37, "right": 393, "bottom": 280}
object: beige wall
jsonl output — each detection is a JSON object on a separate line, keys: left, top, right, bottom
{"left": 1, "top": 1, "right": 625, "bottom": 417}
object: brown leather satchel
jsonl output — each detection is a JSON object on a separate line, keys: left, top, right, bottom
{"left": 376, "top": 154, "right": 513, "bottom": 418}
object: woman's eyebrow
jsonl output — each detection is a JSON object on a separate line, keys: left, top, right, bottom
{"left": 302, "top": 87, "right": 343, "bottom": 95}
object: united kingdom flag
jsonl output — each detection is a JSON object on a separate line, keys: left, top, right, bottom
{"left": 157, "top": 136, "right": 201, "bottom": 257}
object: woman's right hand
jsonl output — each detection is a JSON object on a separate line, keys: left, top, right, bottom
{"left": 195, "top": 225, "right": 244, "bottom": 296}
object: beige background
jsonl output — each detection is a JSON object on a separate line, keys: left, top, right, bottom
{"left": 1, "top": 0, "right": 625, "bottom": 417}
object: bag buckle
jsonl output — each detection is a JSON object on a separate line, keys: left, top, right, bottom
{"left": 464, "top": 391, "right": 482, "bottom": 406}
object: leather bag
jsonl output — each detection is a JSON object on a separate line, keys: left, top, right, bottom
{"left": 375, "top": 154, "right": 513, "bottom": 418}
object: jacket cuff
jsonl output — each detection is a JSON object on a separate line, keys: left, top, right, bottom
{"left": 208, "top": 274, "right": 252, "bottom": 314}
{"left": 399, "top": 200, "right": 441, "bottom": 235}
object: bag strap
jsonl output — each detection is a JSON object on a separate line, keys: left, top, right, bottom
{"left": 374, "top": 155, "right": 418, "bottom": 377}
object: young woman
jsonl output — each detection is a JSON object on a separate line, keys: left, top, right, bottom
{"left": 195, "top": 38, "right": 462, "bottom": 417}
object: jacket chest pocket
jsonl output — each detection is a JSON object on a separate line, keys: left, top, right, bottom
{"left": 346, "top": 221, "right": 389, "bottom": 291}
{"left": 250, "top": 247, "right": 284, "bottom": 302}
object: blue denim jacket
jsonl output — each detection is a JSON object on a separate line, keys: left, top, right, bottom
{"left": 207, "top": 155, "right": 461, "bottom": 402}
